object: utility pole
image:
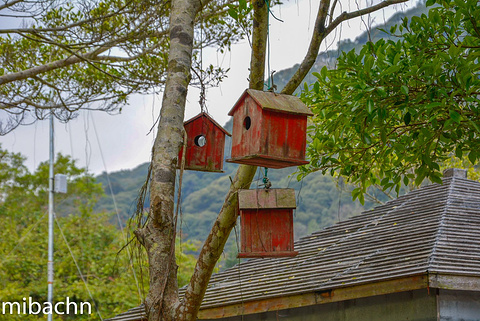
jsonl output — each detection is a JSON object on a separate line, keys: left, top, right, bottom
{"left": 48, "top": 113, "right": 54, "bottom": 321}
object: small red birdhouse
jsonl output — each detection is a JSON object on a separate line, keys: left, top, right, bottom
{"left": 227, "top": 89, "right": 313, "bottom": 169}
{"left": 178, "top": 112, "right": 231, "bottom": 172}
{"left": 237, "top": 188, "right": 298, "bottom": 258}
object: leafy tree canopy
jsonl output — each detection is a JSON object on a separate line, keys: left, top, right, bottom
{"left": 301, "top": 0, "right": 480, "bottom": 204}
{"left": 0, "top": 0, "right": 248, "bottom": 134}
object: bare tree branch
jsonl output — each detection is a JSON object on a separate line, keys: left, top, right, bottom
{"left": 0, "top": 1, "right": 136, "bottom": 34}
{"left": 281, "top": 0, "right": 407, "bottom": 95}
{"left": 0, "top": 0, "right": 23, "bottom": 11}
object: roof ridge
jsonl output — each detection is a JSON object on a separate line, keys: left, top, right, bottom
{"left": 427, "top": 178, "right": 454, "bottom": 271}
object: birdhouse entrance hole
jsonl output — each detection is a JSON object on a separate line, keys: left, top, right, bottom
{"left": 243, "top": 116, "right": 251, "bottom": 130}
{"left": 194, "top": 135, "right": 207, "bottom": 147}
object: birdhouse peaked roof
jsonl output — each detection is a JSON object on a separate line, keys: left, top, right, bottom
{"left": 228, "top": 89, "right": 314, "bottom": 116}
{"left": 106, "top": 168, "right": 480, "bottom": 321}
{"left": 194, "top": 168, "right": 480, "bottom": 318}
{"left": 184, "top": 112, "right": 231, "bottom": 136}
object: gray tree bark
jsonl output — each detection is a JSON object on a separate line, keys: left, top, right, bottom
{"left": 134, "top": 0, "right": 202, "bottom": 319}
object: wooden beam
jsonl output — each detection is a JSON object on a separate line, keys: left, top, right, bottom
{"left": 198, "top": 275, "right": 429, "bottom": 319}
{"left": 429, "top": 273, "right": 480, "bottom": 291}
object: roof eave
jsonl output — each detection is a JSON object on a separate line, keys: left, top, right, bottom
{"left": 198, "top": 274, "right": 430, "bottom": 319}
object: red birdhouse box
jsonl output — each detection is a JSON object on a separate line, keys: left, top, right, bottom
{"left": 237, "top": 188, "right": 298, "bottom": 258}
{"left": 227, "top": 89, "right": 313, "bottom": 169}
{"left": 178, "top": 112, "right": 231, "bottom": 172}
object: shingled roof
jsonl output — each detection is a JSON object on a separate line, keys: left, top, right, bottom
{"left": 106, "top": 168, "right": 480, "bottom": 320}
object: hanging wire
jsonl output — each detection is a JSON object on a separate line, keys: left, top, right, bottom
{"left": 337, "top": 176, "right": 344, "bottom": 223}
{"left": 54, "top": 214, "right": 104, "bottom": 321}
{"left": 175, "top": 127, "right": 187, "bottom": 273}
{"left": 0, "top": 211, "right": 47, "bottom": 267}
{"left": 33, "top": 122, "right": 38, "bottom": 169}
{"left": 198, "top": 15, "right": 208, "bottom": 115}
{"left": 266, "top": 0, "right": 272, "bottom": 91}
{"left": 233, "top": 225, "right": 245, "bottom": 321}
{"left": 264, "top": 0, "right": 283, "bottom": 92}
{"left": 264, "top": 0, "right": 284, "bottom": 23}
{"left": 261, "top": 167, "right": 271, "bottom": 189}
{"left": 0, "top": 195, "right": 70, "bottom": 268}
{"left": 83, "top": 111, "right": 92, "bottom": 174}
{"left": 89, "top": 112, "right": 142, "bottom": 300}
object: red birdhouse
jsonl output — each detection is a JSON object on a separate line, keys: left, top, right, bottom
{"left": 178, "top": 112, "right": 231, "bottom": 172}
{"left": 237, "top": 188, "right": 298, "bottom": 258}
{"left": 227, "top": 89, "right": 313, "bottom": 169}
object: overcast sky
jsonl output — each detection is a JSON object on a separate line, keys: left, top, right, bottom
{"left": 1, "top": 0, "right": 417, "bottom": 175}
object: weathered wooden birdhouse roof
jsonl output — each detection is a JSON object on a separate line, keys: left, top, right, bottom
{"left": 228, "top": 89, "right": 314, "bottom": 116}
{"left": 184, "top": 112, "right": 231, "bottom": 137}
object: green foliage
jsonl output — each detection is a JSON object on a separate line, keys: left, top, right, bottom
{"left": 0, "top": 146, "right": 146, "bottom": 320}
{"left": 301, "top": 0, "right": 480, "bottom": 203}
{"left": 176, "top": 237, "right": 200, "bottom": 287}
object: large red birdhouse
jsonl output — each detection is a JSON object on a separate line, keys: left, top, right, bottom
{"left": 227, "top": 89, "right": 313, "bottom": 169}
{"left": 237, "top": 188, "right": 298, "bottom": 258}
{"left": 178, "top": 112, "right": 231, "bottom": 172}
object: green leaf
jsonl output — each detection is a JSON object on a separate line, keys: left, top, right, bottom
{"left": 404, "top": 112, "right": 411, "bottom": 125}
{"left": 382, "top": 65, "right": 400, "bottom": 76}
{"left": 425, "top": 102, "right": 442, "bottom": 109}
{"left": 415, "top": 171, "right": 426, "bottom": 186}
{"left": 469, "top": 120, "right": 480, "bottom": 133}
{"left": 455, "top": 148, "right": 463, "bottom": 159}
{"left": 393, "top": 53, "right": 401, "bottom": 66}
{"left": 468, "top": 151, "right": 477, "bottom": 164}
{"left": 367, "top": 99, "right": 374, "bottom": 114}
{"left": 449, "top": 110, "right": 461, "bottom": 123}
{"left": 430, "top": 173, "right": 442, "bottom": 185}
{"left": 228, "top": 8, "right": 238, "bottom": 20}
{"left": 364, "top": 56, "right": 374, "bottom": 72}
{"left": 320, "top": 66, "right": 328, "bottom": 80}
{"left": 401, "top": 85, "right": 409, "bottom": 95}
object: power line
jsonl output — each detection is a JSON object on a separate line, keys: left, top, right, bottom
{"left": 54, "top": 213, "right": 104, "bottom": 321}
{"left": 88, "top": 111, "right": 142, "bottom": 300}
{"left": 0, "top": 211, "right": 47, "bottom": 266}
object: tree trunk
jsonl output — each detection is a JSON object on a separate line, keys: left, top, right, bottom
{"left": 175, "top": 1, "right": 269, "bottom": 320}
{"left": 134, "top": 0, "right": 201, "bottom": 320}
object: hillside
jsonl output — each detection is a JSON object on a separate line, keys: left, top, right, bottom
{"left": 273, "top": 2, "right": 428, "bottom": 93}
{"left": 95, "top": 1, "right": 428, "bottom": 246}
